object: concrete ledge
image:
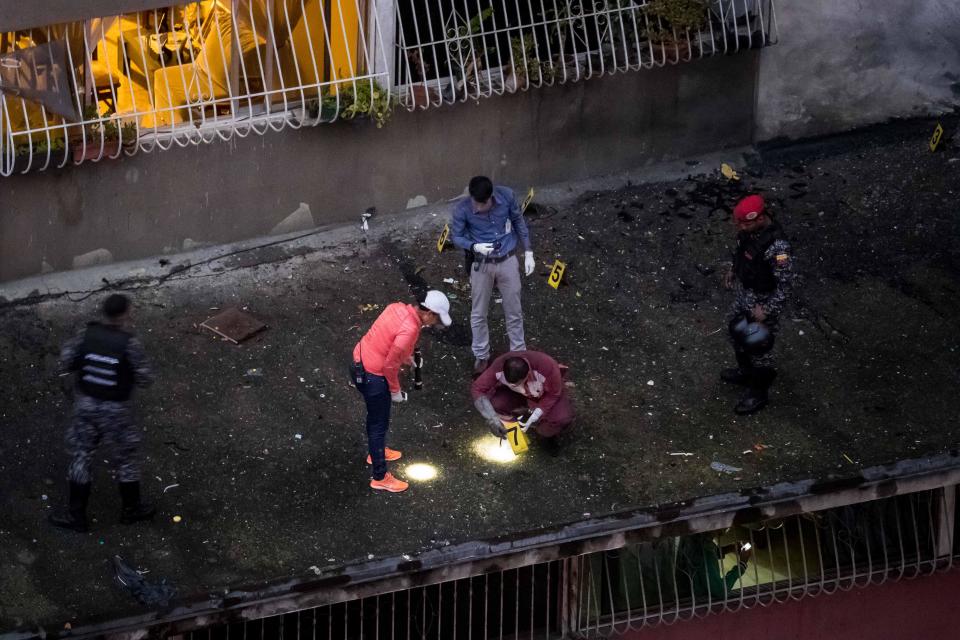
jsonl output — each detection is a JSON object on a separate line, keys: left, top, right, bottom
{"left": 0, "top": 146, "right": 751, "bottom": 306}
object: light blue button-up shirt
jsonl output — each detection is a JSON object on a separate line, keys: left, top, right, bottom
{"left": 450, "top": 186, "right": 532, "bottom": 259}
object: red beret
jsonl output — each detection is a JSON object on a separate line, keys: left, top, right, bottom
{"left": 733, "top": 195, "right": 765, "bottom": 222}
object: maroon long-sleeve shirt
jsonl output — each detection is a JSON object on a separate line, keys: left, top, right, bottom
{"left": 471, "top": 350, "right": 564, "bottom": 415}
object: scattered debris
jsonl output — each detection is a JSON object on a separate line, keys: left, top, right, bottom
{"left": 361, "top": 207, "right": 375, "bottom": 232}
{"left": 172, "top": 515, "right": 182, "bottom": 523}
{"left": 112, "top": 556, "right": 177, "bottom": 607}
{"left": 710, "top": 461, "right": 743, "bottom": 474}
{"left": 308, "top": 565, "right": 322, "bottom": 575}
{"left": 162, "top": 484, "right": 179, "bottom": 494}
{"left": 359, "top": 304, "right": 381, "bottom": 313}
{"left": 646, "top": 380, "right": 655, "bottom": 386}
{"left": 668, "top": 452, "right": 694, "bottom": 456}
{"left": 842, "top": 453, "right": 855, "bottom": 464}
{"left": 720, "top": 163, "right": 740, "bottom": 181}
{"left": 200, "top": 307, "right": 267, "bottom": 344}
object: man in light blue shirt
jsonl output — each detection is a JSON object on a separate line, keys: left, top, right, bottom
{"left": 451, "top": 176, "right": 536, "bottom": 374}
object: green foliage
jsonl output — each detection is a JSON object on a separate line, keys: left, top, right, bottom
{"left": 15, "top": 136, "right": 66, "bottom": 157}
{"left": 98, "top": 119, "right": 138, "bottom": 143}
{"left": 509, "top": 35, "right": 553, "bottom": 84}
{"left": 466, "top": 7, "right": 494, "bottom": 35}
{"left": 322, "top": 80, "right": 396, "bottom": 128}
{"left": 644, "top": 0, "right": 709, "bottom": 33}
{"left": 80, "top": 104, "right": 137, "bottom": 144}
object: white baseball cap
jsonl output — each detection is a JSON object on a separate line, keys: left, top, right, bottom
{"left": 422, "top": 290, "right": 452, "bottom": 326}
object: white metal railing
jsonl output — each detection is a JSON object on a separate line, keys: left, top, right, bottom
{"left": 0, "top": 0, "right": 777, "bottom": 176}
{"left": 176, "top": 486, "right": 955, "bottom": 640}
{"left": 394, "top": 0, "right": 777, "bottom": 109}
{"left": 574, "top": 488, "right": 955, "bottom": 636}
{"left": 0, "top": 0, "right": 391, "bottom": 176}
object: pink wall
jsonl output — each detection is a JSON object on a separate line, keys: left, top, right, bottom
{"left": 619, "top": 569, "right": 960, "bottom": 640}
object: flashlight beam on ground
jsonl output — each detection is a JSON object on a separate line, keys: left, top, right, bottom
{"left": 473, "top": 435, "right": 520, "bottom": 464}
{"left": 404, "top": 463, "right": 438, "bottom": 481}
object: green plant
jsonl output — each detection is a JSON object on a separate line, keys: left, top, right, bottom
{"left": 98, "top": 119, "right": 138, "bottom": 143}
{"left": 15, "top": 136, "right": 66, "bottom": 156}
{"left": 509, "top": 35, "right": 553, "bottom": 84}
{"left": 322, "top": 80, "right": 396, "bottom": 128}
{"left": 644, "top": 0, "right": 708, "bottom": 34}
{"left": 78, "top": 104, "right": 137, "bottom": 144}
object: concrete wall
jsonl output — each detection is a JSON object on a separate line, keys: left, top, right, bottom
{"left": 756, "top": 0, "right": 960, "bottom": 140}
{"left": 0, "top": 54, "right": 758, "bottom": 282}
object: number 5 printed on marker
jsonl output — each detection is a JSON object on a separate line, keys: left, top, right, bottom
{"left": 548, "top": 260, "right": 566, "bottom": 290}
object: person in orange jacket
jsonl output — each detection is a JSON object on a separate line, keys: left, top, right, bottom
{"left": 351, "top": 291, "right": 452, "bottom": 492}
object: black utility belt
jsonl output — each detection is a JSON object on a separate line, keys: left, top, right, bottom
{"left": 477, "top": 251, "right": 515, "bottom": 264}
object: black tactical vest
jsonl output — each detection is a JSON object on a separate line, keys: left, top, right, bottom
{"left": 73, "top": 323, "right": 134, "bottom": 401}
{"left": 734, "top": 222, "right": 785, "bottom": 293}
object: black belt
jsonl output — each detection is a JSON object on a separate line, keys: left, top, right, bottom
{"left": 478, "top": 251, "right": 515, "bottom": 264}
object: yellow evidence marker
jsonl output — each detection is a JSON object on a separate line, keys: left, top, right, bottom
{"left": 437, "top": 223, "right": 450, "bottom": 253}
{"left": 548, "top": 260, "right": 566, "bottom": 289}
{"left": 521, "top": 187, "right": 535, "bottom": 213}
{"left": 502, "top": 420, "right": 529, "bottom": 454}
{"left": 929, "top": 122, "right": 944, "bottom": 152}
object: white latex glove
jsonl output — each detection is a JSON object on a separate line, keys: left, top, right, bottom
{"left": 391, "top": 391, "right": 408, "bottom": 403}
{"left": 524, "top": 250, "right": 535, "bottom": 277}
{"left": 473, "top": 242, "right": 495, "bottom": 256}
{"left": 519, "top": 407, "right": 543, "bottom": 432}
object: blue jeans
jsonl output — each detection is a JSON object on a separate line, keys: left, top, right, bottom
{"left": 353, "top": 370, "right": 391, "bottom": 480}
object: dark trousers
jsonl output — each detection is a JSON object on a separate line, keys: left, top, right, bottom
{"left": 354, "top": 371, "right": 391, "bottom": 480}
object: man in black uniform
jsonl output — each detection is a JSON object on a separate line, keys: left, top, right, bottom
{"left": 721, "top": 195, "right": 795, "bottom": 415}
{"left": 49, "top": 294, "right": 156, "bottom": 532}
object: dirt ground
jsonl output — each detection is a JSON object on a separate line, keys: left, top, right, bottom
{"left": 1, "top": 117, "right": 959, "bottom": 631}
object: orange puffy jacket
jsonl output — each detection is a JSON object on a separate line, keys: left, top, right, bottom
{"left": 353, "top": 303, "right": 421, "bottom": 393}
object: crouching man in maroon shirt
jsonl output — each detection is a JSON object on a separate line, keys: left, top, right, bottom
{"left": 471, "top": 350, "right": 574, "bottom": 443}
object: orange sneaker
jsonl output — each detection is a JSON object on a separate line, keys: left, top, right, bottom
{"left": 370, "top": 473, "right": 408, "bottom": 493}
{"left": 366, "top": 448, "right": 402, "bottom": 464}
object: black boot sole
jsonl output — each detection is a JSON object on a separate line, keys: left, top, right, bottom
{"left": 48, "top": 514, "right": 88, "bottom": 533}
{"left": 720, "top": 368, "right": 750, "bottom": 385}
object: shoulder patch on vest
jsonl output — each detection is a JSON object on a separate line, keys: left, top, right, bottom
{"left": 775, "top": 253, "right": 790, "bottom": 265}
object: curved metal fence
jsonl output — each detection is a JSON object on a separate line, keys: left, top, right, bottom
{"left": 0, "top": 0, "right": 776, "bottom": 176}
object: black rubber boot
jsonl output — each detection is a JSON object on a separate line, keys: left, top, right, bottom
{"left": 734, "top": 367, "right": 777, "bottom": 415}
{"left": 49, "top": 482, "right": 91, "bottom": 532}
{"left": 720, "top": 350, "right": 753, "bottom": 385}
{"left": 119, "top": 481, "right": 156, "bottom": 524}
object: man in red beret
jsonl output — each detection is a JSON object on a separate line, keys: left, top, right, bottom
{"left": 721, "top": 194, "right": 795, "bottom": 414}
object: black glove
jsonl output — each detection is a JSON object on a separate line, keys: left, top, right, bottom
{"left": 487, "top": 417, "right": 507, "bottom": 438}
{"left": 475, "top": 396, "right": 506, "bottom": 437}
